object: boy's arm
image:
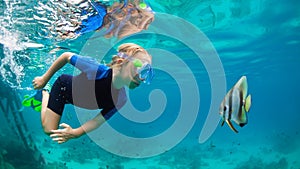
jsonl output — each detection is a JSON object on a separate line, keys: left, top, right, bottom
{"left": 50, "top": 107, "right": 118, "bottom": 144}
{"left": 49, "top": 112, "right": 106, "bottom": 144}
{"left": 74, "top": 112, "right": 106, "bottom": 136}
{"left": 43, "top": 52, "right": 73, "bottom": 82}
{"left": 33, "top": 52, "right": 74, "bottom": 89}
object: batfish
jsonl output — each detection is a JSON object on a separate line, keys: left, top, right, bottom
{"left": 219, "top": 76, "right": 252, "bottom": 133}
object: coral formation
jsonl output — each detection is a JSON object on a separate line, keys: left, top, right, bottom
{"left": 234, "top": 156, "right": 288, "bottom": 169}
{"left": 0, "top": 152, "right": 15, "bottom": 169}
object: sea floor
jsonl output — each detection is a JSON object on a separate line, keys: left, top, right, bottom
{"left": 1, "top": 129, "right": 300, "bottom": 169}
{"left": 36, "top": 133, "right": 300, "bottom": 169}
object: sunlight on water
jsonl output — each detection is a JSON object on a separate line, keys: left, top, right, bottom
{"left": 0, "top": 0, "right": 266, "bottom": 89}
{"left": 0, "top": 0, "right": 132, "bottom": 88}
{"left": 0, "top": 0, "right": 51, "bottom": 88}
{"left": 0, "top": 0, "right": 25, "bottom": 87}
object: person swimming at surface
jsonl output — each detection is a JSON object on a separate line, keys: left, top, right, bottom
{"left": 53, "top": 0, "right": 155, "bottom": 39}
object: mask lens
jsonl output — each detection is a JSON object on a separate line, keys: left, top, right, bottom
{"left": 138, "top": 64, "right": 154, "bottom": 84}
{"left": 117, "top": 52, "right": 154, "bottom": 84}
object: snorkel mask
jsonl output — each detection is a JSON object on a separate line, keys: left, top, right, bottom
{"left": 117, "top": 52, "right": 154, "bottom": 85}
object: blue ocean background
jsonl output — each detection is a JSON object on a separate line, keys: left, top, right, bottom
{"left": 1, "top": 0, "right": 300, "bottom": 168}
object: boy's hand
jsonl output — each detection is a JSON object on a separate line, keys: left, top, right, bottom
{"left": 50, "top": 123, "right": 78, "bottom": 144}
{"left": 32, "top": 76, "right": 46, "bottom": 89}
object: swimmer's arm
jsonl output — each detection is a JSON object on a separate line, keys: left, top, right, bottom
{"left": 43, "top": 52, "right": 73, "bottom": 82}
{"left": 34, "top": 52, "right": 73, "bottom": 89}
{"left": 50, "top": 113, "right": 105, "bottom": 144}
{"left": 73, "top": 112, "right": 106, "bottom": 137}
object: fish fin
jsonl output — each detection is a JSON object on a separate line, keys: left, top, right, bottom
{"left": 239, "top": 123, "right": 247, "bottom": 127}
{"left": 221, "top": 120, "right": 225, "bottom": 126}
{"left": 226, "top": 120, "right": 238, "bottom": 133}
{"left": 244, "top": 94, "right": 251, "bottom": 112}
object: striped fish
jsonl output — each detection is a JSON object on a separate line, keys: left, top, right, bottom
{"left": 219, "top": 76, "right": 252, "bottom": 133}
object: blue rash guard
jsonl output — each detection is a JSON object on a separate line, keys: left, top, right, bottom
{"left": 75, "top": 2, "right": 107, "bottom": 35}
{"left": 47, "top": 54, "right": 127, "bottom": 120}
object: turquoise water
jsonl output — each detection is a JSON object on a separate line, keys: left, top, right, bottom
{"left": 1, "top": 0, "right": 300, "bottom": 169}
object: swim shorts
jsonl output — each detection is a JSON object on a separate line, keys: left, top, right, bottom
{"left": 47, "top": 74, "right": 73, "bottom": 116}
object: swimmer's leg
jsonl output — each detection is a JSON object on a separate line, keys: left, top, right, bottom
{"left": 41, "top": 90, "right": 61, "bottom": 135}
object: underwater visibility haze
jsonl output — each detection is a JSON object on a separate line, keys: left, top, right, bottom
{"left": 0, "top": 0, "right": 300, "bottom": 169}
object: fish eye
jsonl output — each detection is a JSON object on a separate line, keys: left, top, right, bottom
{"left": 223, "top": 106, "right": 227, "bottom": 111}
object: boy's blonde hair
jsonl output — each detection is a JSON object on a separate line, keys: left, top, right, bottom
{"left": 107, "top": 43, "right": 151, "bottom": 67}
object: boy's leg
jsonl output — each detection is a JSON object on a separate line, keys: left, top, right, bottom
{"left": 41, "top": 90, "right": 61, "bottom": 135}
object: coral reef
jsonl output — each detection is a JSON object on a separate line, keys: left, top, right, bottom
{"left": 0, "top": 152, "right": 15, "bottom": 169}
{"left": 0, "top": 133, "right": 44, "bottom": 169}
{"left": 58, "top": 137, "right": 127, "bottom": 168}
{"left": 233, "top": 156, "right": 288, "bottom": 169}
{"left": 43, "top": 162, "right": 68, "bottom": 169}
{"left": 271, "top": 132, "right": 296, "bottom": 154}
